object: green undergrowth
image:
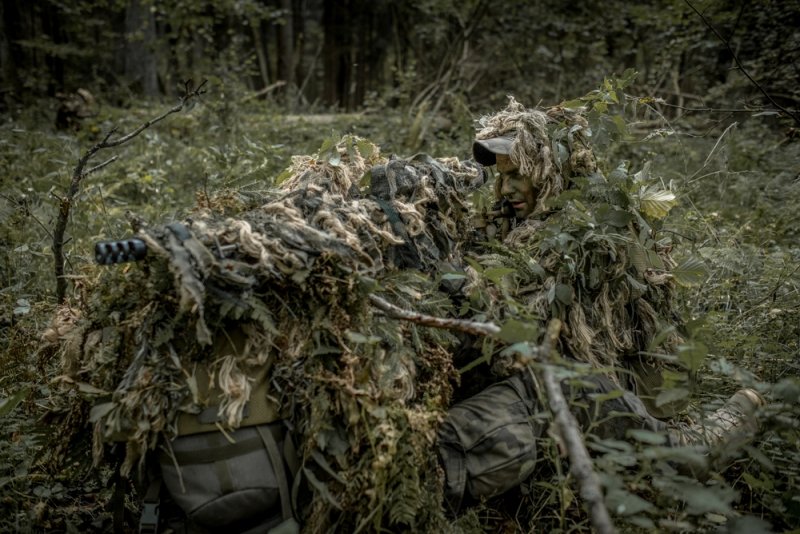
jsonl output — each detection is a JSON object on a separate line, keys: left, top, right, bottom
{"left": 1, "top": 83, "right": 799, "bottom": 532}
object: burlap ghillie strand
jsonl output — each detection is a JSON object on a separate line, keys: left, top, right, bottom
{"left": 53, "top": 135, "right": 485, "bottom": 532}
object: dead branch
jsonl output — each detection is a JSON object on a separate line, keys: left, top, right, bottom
{"left": 53, "top": 80, "right": 207, "bottom": 303}
{"left": 241, "top": 80, "right": 287, "bottom": 103}
{"left": 368, "top": 294, "right": 500, "bottom": 337}
{"left": 369, "top": 295, "right": 615, "bottom": 532}
{"left": 537, "top": 320, "right": 615, "bottom": 534}
{"left": 684, "top": 0, "right": 800, "bottom": 126}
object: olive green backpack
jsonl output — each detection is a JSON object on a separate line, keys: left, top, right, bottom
{"left": 138, "top": 329, "right": 299, "bottom": 534}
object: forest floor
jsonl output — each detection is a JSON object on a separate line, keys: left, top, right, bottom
{"left": 1, "top": 96, "right": 799, "bottom": 532}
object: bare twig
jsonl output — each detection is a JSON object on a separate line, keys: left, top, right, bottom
{"left": 83, "top": 155, "right": 119, "bottom": 177}
{"left": 689, "top": 121, "right": 738, "bottom": 181}
{"left": 369, "top": 295, "right": 615, "bottom": 532}
{"left": 368, "top": 294, "right": 500, "bottom": 337}
{"left": 538, "top": 320, "right": 615, "bottom": 534}
{"left": 53, "top": 79, "right": 207, "bottom": 303}
{"left": 684, "top": 0, "right": 800, "bottom": 126}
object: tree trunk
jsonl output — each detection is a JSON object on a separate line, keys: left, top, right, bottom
{"left": 0, "top": 0, "right": 19, "bottom": 99}
{"left": 124, "top": 0, "right": 159, "bottom": 97}
{"left": 322, "top": 0, "right": 349, "bottom": 109}
{"left": 277, "top": 0, "right": 295, "bottom": 91}
{"left": 292, "top": 0, "right": 306, "bottom": 94}
{"left": 251, "top": 15, "right": 271, "bottom": 89}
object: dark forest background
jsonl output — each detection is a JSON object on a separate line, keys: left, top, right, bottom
{"left": 1, "top": 0, "right": 800, "bottom": 532}
{"left": 2, "top": 0, "right": 799, "bottom": 117}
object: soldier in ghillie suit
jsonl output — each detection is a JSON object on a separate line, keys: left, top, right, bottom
{"left": 436, "top": 97, "right": 765, "bottom": 514}
{"left": 48, "top": 99, "right": 764, "bottom": 533}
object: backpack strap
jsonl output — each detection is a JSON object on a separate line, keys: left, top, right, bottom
{"left": 138, "top": 477, "right": 161, "bottom": 534}
{"left": 257, "top": 424, "right": 293, "bottom": 522}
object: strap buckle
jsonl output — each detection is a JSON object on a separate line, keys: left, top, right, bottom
{"left": 139, "top": 501, "right": 160, "bottom": 534}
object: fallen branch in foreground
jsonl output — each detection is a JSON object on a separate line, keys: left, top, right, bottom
{"left": 369, "top": 294, "right": 615, "bottom": 533}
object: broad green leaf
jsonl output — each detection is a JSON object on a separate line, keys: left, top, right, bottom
{"left": 627, "top": 428, "right": 667, "bottom": 445}
{"left": 500, "top": 341, "right": 534, "bottom": 359}
{"left": 441, "top": 272, "right": 467, "bottom": 281}
{"left": 592, "top": 388, "right": 624, "bottom": 403}
{"left": 639, "top": 187, "right": 677, "bottom": 219}
{"left": 633, "top": 161, "right": 651, "bottom": 183}
{"left": 89, "top": 402, "right": 115, "bottom": 423}
{"left": 464, "top": 256, "right": 483, "bottom": 274}
{"left": 596, "top": 204, "right": 633, "bottom": 227}
{"left": 275, "top": 168, "right": 293, "bottom": 185}
{"left": 356, "top": 139, "right": 375, "bottom": 159}
{"left": 618, "top": 69, "right": 638, "bottom": 88}
{"left": 611, "top": 114, "right": 627, "bottom": 136}
{"left": 561, "top": 99, "right": 584, "bottom": 108}
{"left": 671, "top": 256, "right": 708, "bottom": 287}
{"left": 359, "top": 169, "right": 372, "bottom": 188}
{"left": 498, "top": 320, "right": 539, "bottom": 343}
{"left": 318, "top": 137, "right": 336, "bottom": 154}
{"left": 629, "top": 243, "right": 648, "bottom": 275}
{"left": 745, "top": 445, "right": 775, "bottom": 471}
{"left": 554, "top": 283, "right": 573, "bottom": 305}
{"left": 679, "top": 483, "right": 735, "bottom": 515}
{"left": 677, "top": 342, "right": 708, "bottom": 372}
{"left": 606, "top": 488, "right": 654, "bottom": 516}
{"left": 645, "top": 249, "right": 665, "bottom": 270}
{"left": 608, "top": 162, "right": 628, "bottom": 182}
{"left": 327, "top": 151, "right": 341, "bottom": 167}
{"left": 0, "top": 388, "right": 29, "bottom": 417}
{"left": 655, "top": 387, "right": 689, "bottom": 407}
{"left": 742, "top": 472, "right": 772, "bottom": 491}
{"left": 483, "top": 267, "right": 515, "bottom": 284}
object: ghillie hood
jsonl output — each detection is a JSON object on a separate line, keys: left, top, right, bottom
{"left": 474, "top": 96, "right": 597, "bottom": 217}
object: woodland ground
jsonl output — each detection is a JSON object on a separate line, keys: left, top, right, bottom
{"left": 1, "top": 91, "right": 799, "bottom": 532}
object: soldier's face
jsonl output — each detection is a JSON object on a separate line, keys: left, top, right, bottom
{"left": 497, "top": 155, "right": 536, "bottom": 218}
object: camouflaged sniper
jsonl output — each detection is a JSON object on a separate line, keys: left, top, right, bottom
{"left": 53, "top": 136, "right": 484, "bottom": 531}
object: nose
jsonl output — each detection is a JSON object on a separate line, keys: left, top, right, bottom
{"left": 500, "top": 177, "right": 514, "bottom": 197}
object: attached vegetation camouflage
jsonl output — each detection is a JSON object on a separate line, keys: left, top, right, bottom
{"left": 48, "top": 99, "right": 694, "bottom": 531}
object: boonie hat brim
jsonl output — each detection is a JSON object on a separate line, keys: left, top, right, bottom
{"left": 472, "top": 135, "right": 514, "bottom": 166}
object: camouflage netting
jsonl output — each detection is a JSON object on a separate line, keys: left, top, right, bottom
{"left": 52, "top": 135, "right": 485, "bottom": 531}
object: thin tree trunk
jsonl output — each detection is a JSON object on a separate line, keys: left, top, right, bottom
{"left": 251, "top": 16, "right": 271, "bottom": 89}
{"left": 124, "top": 0, "right": 159, "bottom": 97}
{"left": 292, "top": 0, "right": 306, "bottom": 99}
{"left": 277, "top": 0, "right": 294, "bottom": 90}
{"left": 0, "top": 0, "right": 18, "bottom": 96}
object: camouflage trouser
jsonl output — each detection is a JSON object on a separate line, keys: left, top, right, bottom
{"left": 437, "top": 371, "right": 673, "bottom": 513}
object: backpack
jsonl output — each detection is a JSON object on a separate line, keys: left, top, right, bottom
{"left": 136, "top": 328, "right": 300, "bottom": 534}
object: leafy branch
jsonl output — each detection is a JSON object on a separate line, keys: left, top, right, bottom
{"left": 369, "top": 295, "right": 615, "bottom": 534}
{"left": 52, "top": 80, "right": 207, "bottom": 303}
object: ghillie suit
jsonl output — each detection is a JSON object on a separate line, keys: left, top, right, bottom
{"left": 469, "top": 97, "right": 690, "bottom": 418}
{"left": 51, "top": 136, "right": 486, "bottom": 532}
